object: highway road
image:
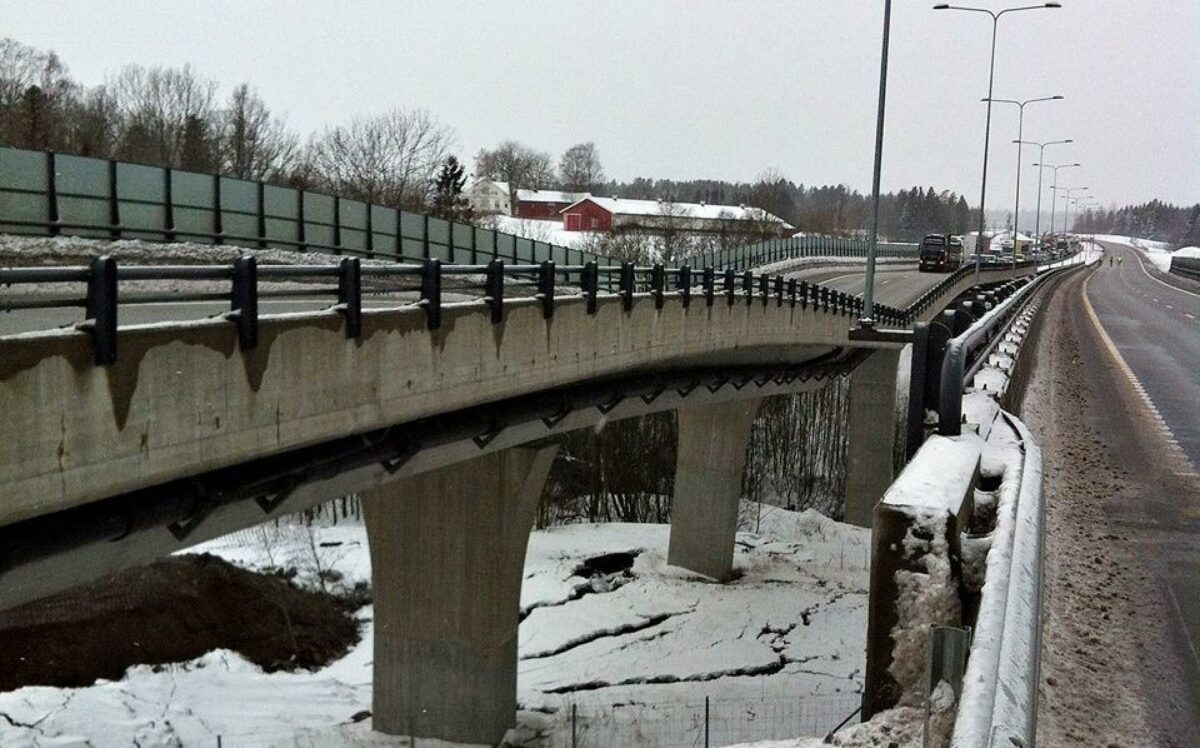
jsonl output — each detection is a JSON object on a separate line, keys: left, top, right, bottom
{"left": 786, "top": 261, "right": 947, "bottom": 308}
{"left": 1087, "top": 240, "right": 1200, "bottom": 469}
{"left": 1028, "top": 265, "right": 1200, "bottom": 745}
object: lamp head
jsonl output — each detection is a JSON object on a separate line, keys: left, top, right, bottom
{"left": 1045, "top": 2, "right": 1062, "bottom": 7}
{"left": 933, "top": 3, "right": 950, "bottom": 9}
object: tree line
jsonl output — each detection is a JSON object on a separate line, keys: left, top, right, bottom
{"left": 1073, "top": 200, "right": 1200, "bottom": 248}
{"left": 4, "top": 36, "right": 977, "bottom": 241}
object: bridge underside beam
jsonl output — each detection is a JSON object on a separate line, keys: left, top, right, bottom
{"left": 363, "top": 444, "right": 558, "bottom": 745}
{"left": 668, "top": 397, "right": 763, "bottom": 580}
{"left": 844, "top": 348, "right": 903, "bottom": 527}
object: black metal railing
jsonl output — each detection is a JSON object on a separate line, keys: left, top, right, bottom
{"left": 0, "top": 254, "right": 1036, "bottom": 367}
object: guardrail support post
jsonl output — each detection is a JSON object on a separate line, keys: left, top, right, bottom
{"left": 230, "top": 255, "right": 258, "bottom": 349}
{"left": 668, "top": 398, "right": 763, "bottom": 580}
{"left": 337, "top": 257, "right": 362, "bottom": 339}
{"left": 619, "top": 262, "right": 634, "bottom": 312}
{"left": 678, "top": 265, "right": 691, "bottom": 308}
{"left": 651, "top": 263, "right": 665, "bottom": 309}
{"left": 703, "top": 266, "right": 715, "bottom": 306}
{"left": 422, "top": 258, "right": 442, "bottom": 330}
{"left": 364, "top": 445, "right": 559, "bottom": 745}
{"left": 84, "top": 255, "right": 118, "bottom": 366}
{"left": 485, "top": 259, "right": 505, "bottom": 323}
{"left": 844, "top": 348, "right": 903, "bottom": 527}
{"left": 580, "top": 261, "right": 597, "bottom": 315}
{"left": 537, "top": 260, "right": 555, "bottom": 319}
{"left": 906, "top": 323, "right": 930, "bottom": 460}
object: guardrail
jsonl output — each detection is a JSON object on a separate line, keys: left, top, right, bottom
{"left": 0, "top": 255, "right": 919, "bottom": 365}
{"left": 0, "top": 145, "right": 916, "bottom": 271}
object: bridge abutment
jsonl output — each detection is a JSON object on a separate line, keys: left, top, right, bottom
{"left": 667, "top": 397, "right": 763, "bottom": 580}
{"left": 844, "top": 348, "right": 903, "bottom": 527}
{"left": 363, "top": 444, "right": 558, "bottom": 745}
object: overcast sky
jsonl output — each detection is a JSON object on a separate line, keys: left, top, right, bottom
{"left": 6, "top": 1, "right": 1197, "bottom": 211}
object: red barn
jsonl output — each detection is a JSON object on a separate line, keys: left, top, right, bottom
{"left": 562, "top": 198, "right": 614, "bottom": 231}
{"left": 514, "top": 189, "right": 585, "bottom": 220}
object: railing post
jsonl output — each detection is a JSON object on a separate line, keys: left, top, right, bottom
{"left": 421, "top": 258, "right": 442, "bottom": 330}
{"left": 447, "top": 219, "right": 456, "bottom": 264}
{"left": 85, "top": 255, "right": 117, "bottom": 366}
{"left": 799, "top": 279, "right": 809, "bottom": 310}
{"left": 906, "top": 323, "right": 931, "bottom": 459}
{"left": 45, "top": 150, "right": 60, "bottom": 235}
{"left": 163, "top": 167, "right": 175, "bottom": 242}
{"left": 774, "top": 275, "right": 784, "bottom": 307}
{"left": 337, "top": 257, "right": 362, "bottom": 339}
{"left": 742, "top": 270, "right": 752, "bottom": 307}
{"left": 581, "top": 261, "right": 598, "bottom": 315}
{"left": 537, "top": 260, "right": 555, "bottom": 319}
{"left": 651, "top": 263, "right": 665, "bottom": 309}
{"left": 485, "top": 259, "right": 505, "bottom": 323}
{"left": 105, "top": 159, "right": 121, "bottom": 239}
{"left": 230, "top": 255, "right": 258, "bottom": 349}
{"left": 703, "top": 266, "right": 715, "bottom": 307}
{"left": 619, "top": 262, "right": 635, "bottom": 312}
{"left": 678, "top": 264, "right": 691, "bottom": 308}
{"left": 724, "top": 267, "right": 736, "bottom": 306}
{"left": 758, "top": 272, "right": 769, "bottom": 307}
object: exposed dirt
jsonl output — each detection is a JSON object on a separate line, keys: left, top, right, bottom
{"left": 0, "top": 553, "right": 363, "bottom": 692}
{"left": 1023, "top": 267, "right": 1200, "bottom": 746}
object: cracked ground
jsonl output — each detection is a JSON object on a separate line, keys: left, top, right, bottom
{"left": 0, "top": 506, "right": 870, "bottom": 746}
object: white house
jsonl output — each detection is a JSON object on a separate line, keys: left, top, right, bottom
{"left": 463, "top": 178, "right": 512, "bottom": 216}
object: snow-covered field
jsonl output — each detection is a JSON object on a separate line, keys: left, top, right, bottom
{"left": 0, "top": 506, "right": 870, "bottom": 747}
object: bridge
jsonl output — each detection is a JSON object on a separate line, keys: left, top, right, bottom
{"left": 0, "top": 146, "right": 1037, "bottom": 744}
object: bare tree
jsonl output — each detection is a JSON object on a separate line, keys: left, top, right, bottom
{"left": 656, "top": 197, "right": 693, "bottom": 264}
{"left": 109, "top": 63, "right": 219, "bottom": 168}
{"left": 306, "top": 108, "right": 456, "bottom": 209}
{"left": 474, "top": 139, "right": 555, "bottom": 194}
{"left": 0, "top": 38, "right": 79, "bottom": 150}
{"left": 219, "top": 83, "right": 298, "bottom": 180}
{"left": 558, "top": 141, "right": 604, "bottom": 193}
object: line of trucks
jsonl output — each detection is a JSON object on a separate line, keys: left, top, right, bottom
{"left": 918, "top": 232, "right": 1081, "bottom": 272}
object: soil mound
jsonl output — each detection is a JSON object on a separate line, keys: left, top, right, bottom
{"left": 0, "top": 553, "right": 361, "bottom": 691}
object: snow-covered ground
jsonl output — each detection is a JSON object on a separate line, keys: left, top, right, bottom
{"left": 1092, "top": 233, "right": 1173, "bottom": 272}
{"left": 0, "top": 506, "right": 870, "bottom": 747}
{"left": 483, "top": 215, "right": 597, "bottom": 251}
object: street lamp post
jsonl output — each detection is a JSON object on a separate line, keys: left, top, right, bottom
{"left": 1015, "top": 139, "right": 1072, "bottom": 248}
{"left": 985, "top": 96, "right": 1063, "bottom": 266}
{"left": 933, "top": 2, "right": 1062, "bottom": 286}
{"left": 1033, "top": 162, "right": 1079, "bottom": 237}
{"left": 862, "top": 0, "right": 893, "bottom": 327}
{"left": 1058, "top": 187, "right": 1089, "bottom": 232}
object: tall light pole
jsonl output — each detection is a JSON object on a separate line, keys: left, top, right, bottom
{"left": 1057, "top": 187, "right": 1089, "bottom": 232}
{"left": 984, "top": 96, "right": 1062, "bottom": 246}
{"left": 1016, "top": 139, "right": 1072, "bottom": 248}
{"left": 1033, "top": 162, "right": 1079, "bottom": 238}
{"left": 933, "top": 2, "right": 1062, "bottom": 285}
{"left": 862, "top": 0, "right": 893, "bottom": 327}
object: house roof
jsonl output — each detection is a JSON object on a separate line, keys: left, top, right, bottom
{"left": 466, "top": 179, "right": 510, "bottom": 196}
{"left": 561, "top": 196, "right": 789, "bottom": 225}
{"left": 515, "top": 188, "right": 586, "bottom": 204}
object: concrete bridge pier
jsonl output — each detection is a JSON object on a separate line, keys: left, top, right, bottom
{"left": 844, "top": 348, "right": 903, "bottom": 527}
{"left": 363, "top": 444, "right": 559, "bottom": 745}
{"left": 667, "top": 397, "right": 763, "bottom": 580}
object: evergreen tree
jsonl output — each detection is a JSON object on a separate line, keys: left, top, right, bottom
{"left": 432, "top": 155, "right": 470, "bottom": 221}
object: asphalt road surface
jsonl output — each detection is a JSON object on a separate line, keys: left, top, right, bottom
{"left": 1087, "top": 241, "right": 1200, "bottom": 469}
{"left": 786, "top": 261, "right": 948, "bottom": 308}
{"left": 1028, "top": 263, "right": 1200, "bottom": 746}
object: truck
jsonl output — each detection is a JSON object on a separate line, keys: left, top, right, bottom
{"left": 918, "top": 233, "right": 964, "bottom": 272}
